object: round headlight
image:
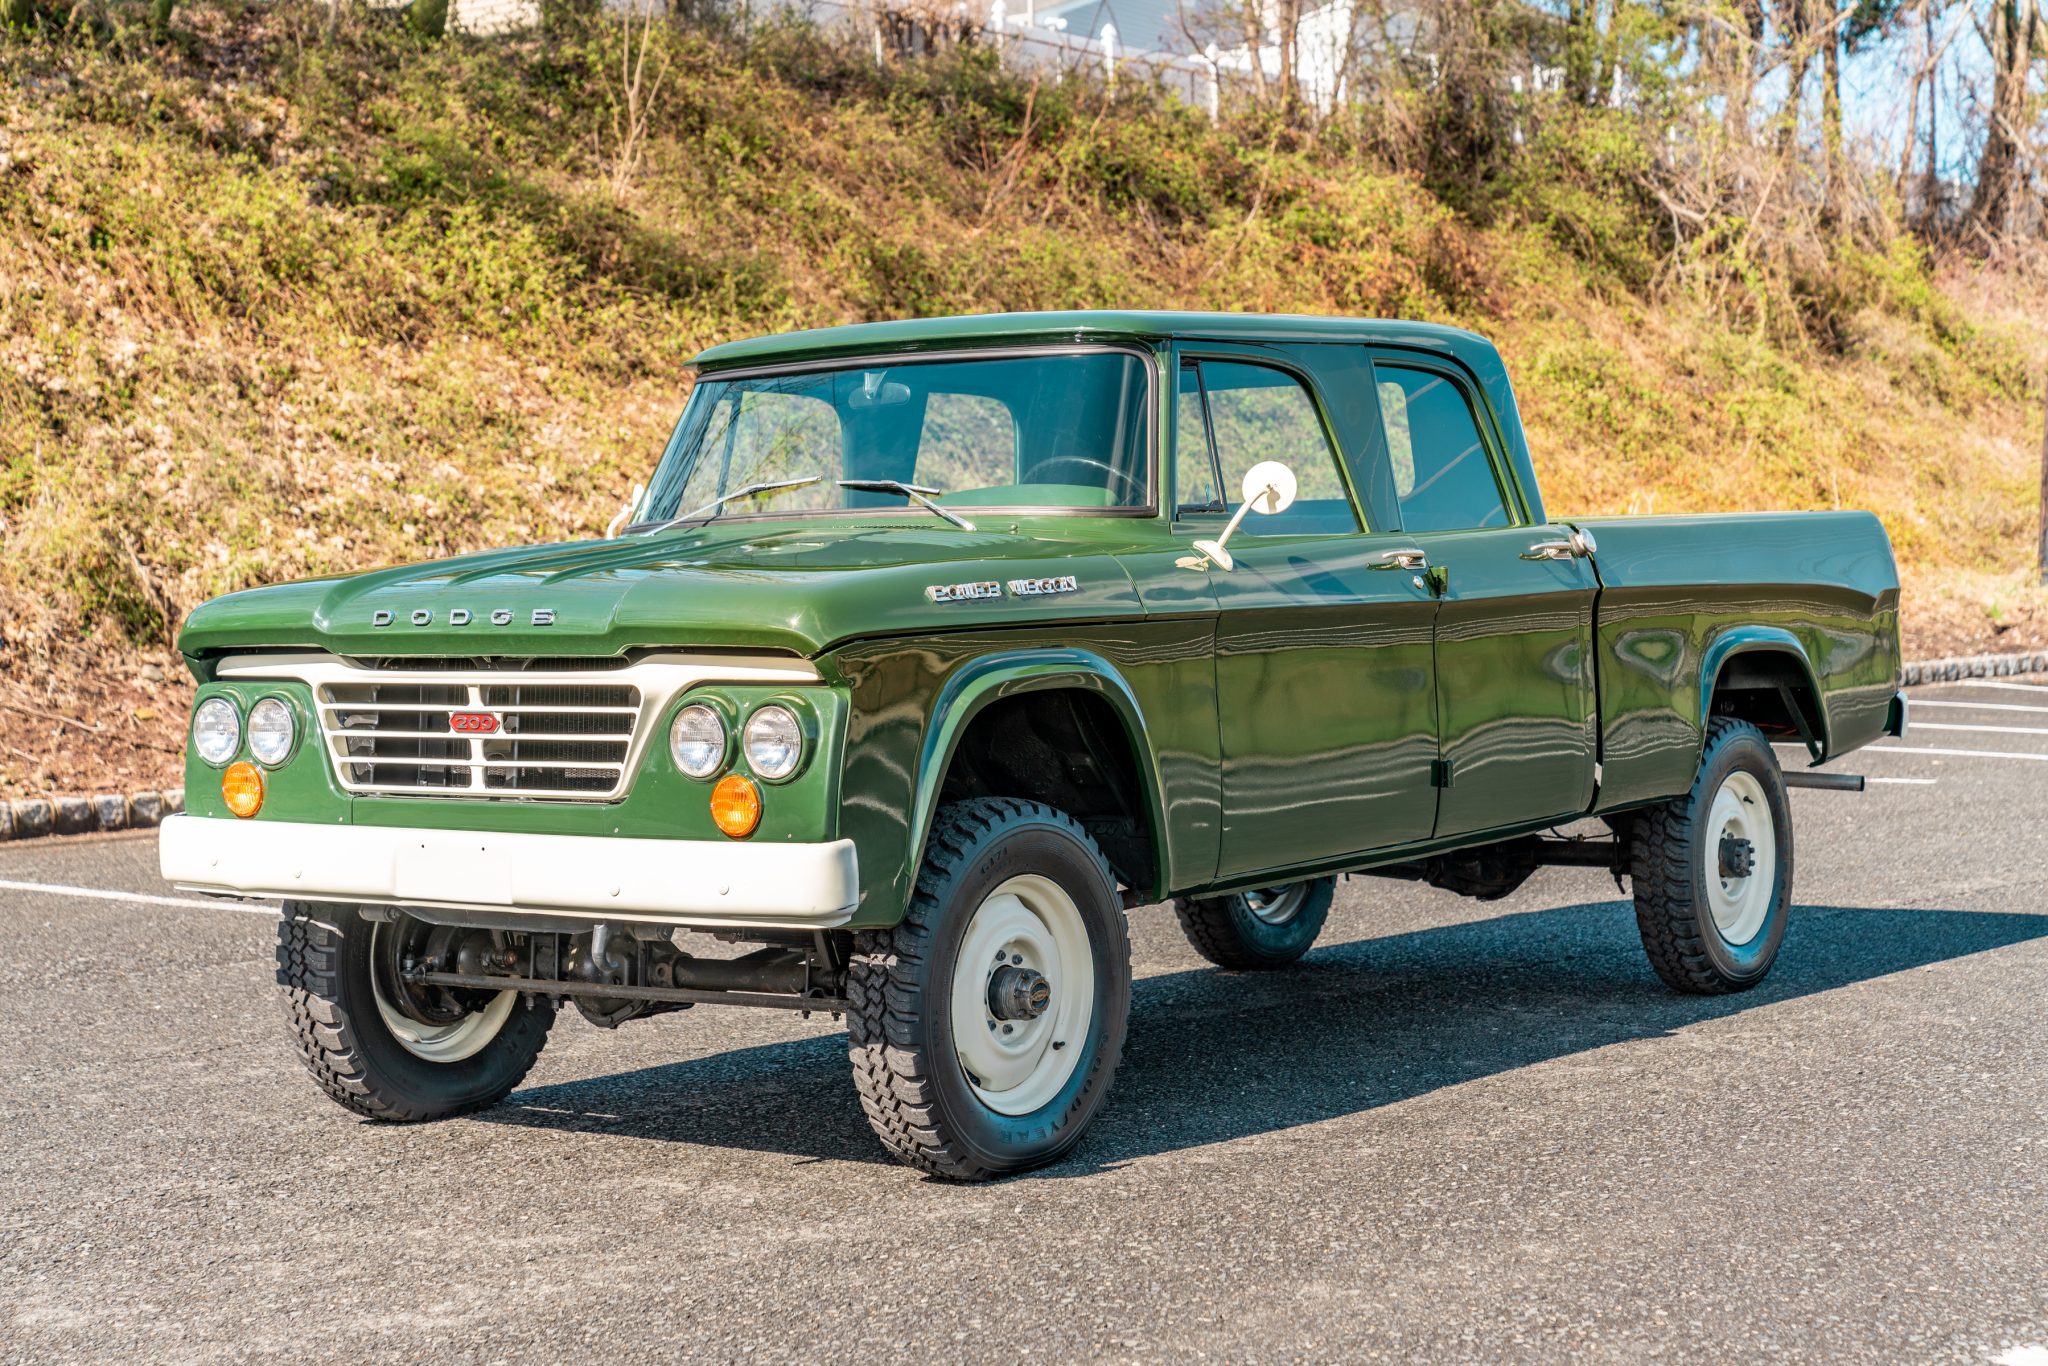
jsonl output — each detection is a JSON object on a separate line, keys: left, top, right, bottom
{"left": 743, "top": 705, "right": 803, "bottom": 781}
{"left": 193, "top": 697, "right": 240, "bottom": 767}
{"left": 670, "top": 704, "right": 727, "bottom": 779}
{"left": 248, "top": 698, "right": 296, "bottom": 766}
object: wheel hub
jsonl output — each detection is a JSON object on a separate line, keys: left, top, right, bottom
{"left": 987, "top": 964, "right": 1051, "bottom": 1021}
{"left": 950, "top": 876, "right": 1095, "bottom": 1117}
{"left": 1243, "top": 884, "right": 1306, "bottom": 926}
{"left": 368, "top": 919, "right": 518, "bottom": 1064}
{"left": 1703, "top": 769, "right": 1776, "bottom": 947}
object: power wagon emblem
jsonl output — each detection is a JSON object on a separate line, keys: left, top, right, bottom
{"left": 925, "top": 576, "right": 1078, "bottom": 603}
{"left": 448, "top": 712, "right": 501, "bottom": 734}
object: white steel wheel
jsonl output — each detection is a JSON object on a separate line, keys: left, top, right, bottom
{"left": 1703, "top": 769, "right": 1776, "bottom": 947}
{"left": 1243, "top": 884, "right": 1309, "bottom": 926}
{"left": 368, "top": 924, "right": 517, "bottom": 1064}
{"left": 950, "top": 873, "right": 1095, "bottom": 1117}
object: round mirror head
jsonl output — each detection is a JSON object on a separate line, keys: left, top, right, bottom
{"left": 1241, "top": 461, "right": 1297, "bottom": 515}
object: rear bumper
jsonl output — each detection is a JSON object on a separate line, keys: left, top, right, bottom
{"left": 158, "top": 815, "right": 859, "bottom": 929}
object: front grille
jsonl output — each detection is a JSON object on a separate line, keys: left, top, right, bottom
{"left": 351, "top": 656, "right": 633, "bottom": 672}
{"left": 318, "top": 672, "right": 640, "bottom": 799}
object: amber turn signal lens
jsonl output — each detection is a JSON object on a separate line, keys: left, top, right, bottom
{"left": 709, "top": 773, "right": 761, "bottom": 838}
{"left": 221, "top": 761, "right": 265, "bottom": 819}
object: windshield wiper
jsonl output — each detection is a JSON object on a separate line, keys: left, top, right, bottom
{"left": 635, "top": 476, "right": 822, "bottom": 536}
{"left": 837, "top": 479, "right": 976, "bottom": 531}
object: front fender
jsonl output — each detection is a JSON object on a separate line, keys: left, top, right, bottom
{"left": 905, "top": 649, "right": 1171, "bottom": 903}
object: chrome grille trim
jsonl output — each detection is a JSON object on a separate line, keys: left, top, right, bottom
{"left": 214, "top": 651, "right": 821, "bottom": 802}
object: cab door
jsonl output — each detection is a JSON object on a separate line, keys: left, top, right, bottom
{"left": 1179, "top": 353, "right": 1440, "bottom": 882}
{"left": 1367, "top": 356, "right": 1599, "bottom": 839}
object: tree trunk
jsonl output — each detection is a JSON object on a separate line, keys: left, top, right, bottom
{"left": 1967, "top": 0, "right": 2041, "bottom": 240}
{"left": 1775, "top": 1, "right": 1815, "bottom": 161}
{"left": 2038, "top": 379, "right": 2048, "bottom": 585}
{"left": 1239, "top": 0, "right": 1268, "bottom": 103}
{"left": 1898, "top": 3, "right": 1930, "bottom": 196}
{"left": 1564, "top": 0, "right": 1597, "bottom": 105}
{"left": 1922, "top": 0, "right": 1940, "bottom": 231}
{"left": 1722, "top": 0, "right": 1766, "bottom": 143}
{"left": 1274, "top": 0, "right": 1301, "bottom": 116}
{"left": 1821, "top": 4, "right": 1844, "bottom": 229}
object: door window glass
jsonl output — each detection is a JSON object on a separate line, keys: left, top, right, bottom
{"left": 1180, "top": 361, "right": 1358, "bottom": 535}
{"left": 1374, "top": 365, "right": 1511, "bottom": 531}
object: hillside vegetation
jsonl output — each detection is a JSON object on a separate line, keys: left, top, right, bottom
{"left": 2, "top": 1, "right": 2045, "bottom": 797}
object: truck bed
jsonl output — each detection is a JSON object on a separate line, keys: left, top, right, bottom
{"left": 1582, "top": 511, "right": 1902, "bottom": 810}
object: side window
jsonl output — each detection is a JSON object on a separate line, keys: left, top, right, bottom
{"left": 1374, "top": 365, "right": 1511, "bottom": 532}
{"left": 1175, "top": 365, "right": 1221, "bottom": 512}
{"left": 1183, "top": 361, "right": 1358, "bottom": 536}
{"left": 915, "top": 392, "right": 1015, "bottom": 491}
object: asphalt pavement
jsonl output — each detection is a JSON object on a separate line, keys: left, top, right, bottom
{"left": 2, "top": 680, "right": 2044, "bottom": 1364}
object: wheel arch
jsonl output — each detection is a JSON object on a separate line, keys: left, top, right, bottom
{"left": 906, "top": 650, "right": 1170, "bottom": 902}
{"left": 1698, "top": 627, "right": 1830, "bottom": 763}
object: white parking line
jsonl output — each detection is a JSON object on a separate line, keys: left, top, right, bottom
{"left": 1869, "top": 745, "right": 2048, "bottom": 763}
{"left": 1913, "top": 721, "right": 2048, "bottom": 736}
{"left": 1951, "top": 679, "right": 2048, "bottom": 694}
{"left": 0, "top": 878, "right": 275, "bottom": 914}
{"left": 1913, "top": 699, "right": 2048, "bottom": 715}
{"left": 1868, "top": 777, "right": 1938, "bottom": 785}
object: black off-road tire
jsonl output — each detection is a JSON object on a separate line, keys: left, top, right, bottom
{"left": 1627, "top": 718, "right": 1794, "bottom": 995}
{"left": 1173, "top": 877, "right": 1335, "bottom": 970}
{"left": 846, "top": 798, "right": 1131, "bottom": 1181}
{"left": 275, "top": 901, "right": 555, "bottom": 1121}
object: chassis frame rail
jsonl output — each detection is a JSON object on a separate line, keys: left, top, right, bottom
{"left": 403, "top": 968, "right": 850, "bottom": 1015}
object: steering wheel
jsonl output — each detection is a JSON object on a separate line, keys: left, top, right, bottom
{"left": 1028, "top": 456, "right": 1145, "bottom": 504}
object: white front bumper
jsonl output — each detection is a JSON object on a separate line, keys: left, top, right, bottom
{"left": 158, "top": 815, "right": 860, "bottom": 929}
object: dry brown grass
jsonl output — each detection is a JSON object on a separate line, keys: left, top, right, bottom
{"left": 2, "top": 5, "right": 2043, "bottom": 798}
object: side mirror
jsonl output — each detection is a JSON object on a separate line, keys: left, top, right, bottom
{"left": 605, "top": 481, "right": 646, "bottom": 540}
{"left": 1187, "top": 461, "right": 1297, "bottom": 571}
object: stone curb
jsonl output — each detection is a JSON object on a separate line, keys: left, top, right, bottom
{"left": 0, "top": 788, "right": 184, "bottom": 843}
{"left": 0, "top": 647, "right": 2041, "bottom": 846}
{"left": 1898, "top": 650, "right": 2048, "bottom": 687}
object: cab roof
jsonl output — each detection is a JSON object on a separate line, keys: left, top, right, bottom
{"left": 690, "top": 311, "right": 1498, "bottom": 372}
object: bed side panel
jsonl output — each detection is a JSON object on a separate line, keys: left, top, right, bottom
{"left": 1583, "top": 512, "right": 1901, "bottom": 809}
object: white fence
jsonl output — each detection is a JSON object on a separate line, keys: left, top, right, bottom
{"left": 410, "top": 0, "right": 1231, "bottom": 113}
{"left": 746, "top": 0, "right": 1226, "bottom": 112}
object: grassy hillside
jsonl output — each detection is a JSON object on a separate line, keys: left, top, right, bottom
{"left": 2, "top": 1, "right": 2045, "bottom": 797}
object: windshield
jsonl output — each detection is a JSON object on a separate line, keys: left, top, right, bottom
{"left": 634, "top": 349, "right": 1153, "bottom": 527}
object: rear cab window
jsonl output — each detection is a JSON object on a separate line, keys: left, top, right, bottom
{"left": 1370, "top": 362, "right": 1515, "bottom": 532}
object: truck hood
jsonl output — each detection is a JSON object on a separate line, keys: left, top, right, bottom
{"left": 177, "top": 520, "right": 1149, "bottom": 664}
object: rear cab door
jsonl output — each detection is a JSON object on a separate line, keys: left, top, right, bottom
{"left": 1364, "top": 351, "right": 1601, "bottom": 839}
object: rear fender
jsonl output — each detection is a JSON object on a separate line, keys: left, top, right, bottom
{"left": 1699, "top": 627, "right": 1830, "bottom": 762}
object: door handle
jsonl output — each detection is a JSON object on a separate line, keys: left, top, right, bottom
{"left": 1371, "top": 548, "right": 1427, "bottom": 570}
{"left": 1523, "top": 528, "right": 1599, "bottom": 561}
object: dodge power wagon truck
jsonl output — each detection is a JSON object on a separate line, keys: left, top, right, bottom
{"left": 161, "top": 312, "right": 1906, "bottom": 1179}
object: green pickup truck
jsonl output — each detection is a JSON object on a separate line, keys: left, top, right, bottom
{"left": 161, "top": 312, "right": 1905, "bottom": 1179}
